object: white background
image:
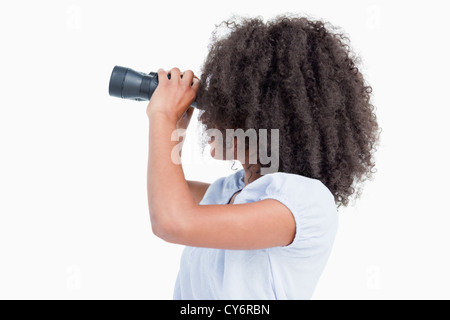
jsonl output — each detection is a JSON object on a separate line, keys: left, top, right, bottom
{"left": 0, "top": 0, "right": 449, "bottom": 299}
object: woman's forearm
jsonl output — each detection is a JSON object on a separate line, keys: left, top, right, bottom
{"left": 147, "top": 111, "right": 196, "bottom": 238}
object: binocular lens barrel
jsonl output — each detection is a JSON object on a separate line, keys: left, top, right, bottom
{"left": 108, "top": 66, "right": 158, "bottom": 101}
{"left": 108, "top": 66, "right": 197, "bottom": 107}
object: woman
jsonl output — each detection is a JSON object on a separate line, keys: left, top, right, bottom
{"left": 146, "top": 14, "right": 379, "bottom": 299}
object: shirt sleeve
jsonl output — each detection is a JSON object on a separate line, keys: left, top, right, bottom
{"left": 200, "top": 169, "right": 245, "bottom": 205}
{"left": 252, "top": 172, "right": 338, "bottom": 251}
{"left": 199, "top": 176, "right": 226, "bottom": 205}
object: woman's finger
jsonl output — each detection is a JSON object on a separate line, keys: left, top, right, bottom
{"left": 191, "top": 77, "right": 200, "bottom": 91}
{"left": 157, "top": 68, "right": 169, "bottom": 83}
{"left": 181, "top": 70, "right": 194, "bottom": 85}
{"left": 169, "top": 67, "right": 182, "bottom": 81}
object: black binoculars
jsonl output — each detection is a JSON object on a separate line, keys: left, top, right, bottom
{"left": 108, "top": 66, "right": 197, "bottom": 108}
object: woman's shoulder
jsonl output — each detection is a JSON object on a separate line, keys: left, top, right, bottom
{"left": 202, "top": 169, "right": 336, "bottom": 212}
{"left": 200, "top": 169, "right": 246, "bottom": 204}
{"left": 253, "top": 172, "right": 338, "bottom": 251}
{"left": 240, "top": 171, "right": 335, "bottom": 206}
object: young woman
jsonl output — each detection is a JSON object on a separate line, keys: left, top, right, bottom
{"left": 146, "top": 14, "right": 379, "bottom": 299}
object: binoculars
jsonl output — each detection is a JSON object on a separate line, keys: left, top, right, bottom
{"left": 108, "top": 66, "right": 197, "bottom": 108}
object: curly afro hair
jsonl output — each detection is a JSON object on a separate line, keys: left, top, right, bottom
{"left": 195, "top": 13, "right": 380, "bottom": 207}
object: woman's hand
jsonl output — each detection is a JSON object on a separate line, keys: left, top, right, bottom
{"left": 176, "top": 106, "right": 195, "bottom": 130}
{"left": 146, "top": 67, "right": 200, "bottom": 124}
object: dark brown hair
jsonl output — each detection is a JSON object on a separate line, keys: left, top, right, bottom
{"left": 196, "top": 14, "right": 380, "bottom": 207}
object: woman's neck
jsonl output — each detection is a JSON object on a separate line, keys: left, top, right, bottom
{"left": 242, "top": 163, "right": 262, "bottom": 187}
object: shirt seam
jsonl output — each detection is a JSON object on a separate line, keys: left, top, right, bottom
{"left": 259, "top": 194, "right": 301, "bottom": 248}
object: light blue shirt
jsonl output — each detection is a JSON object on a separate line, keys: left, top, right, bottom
{"left": 173, "top": 169, "right": 338, "bottom": 300}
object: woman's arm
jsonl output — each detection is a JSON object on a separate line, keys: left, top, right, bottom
{"left": 146, "top": 68, "right": 295, "bottom": 250}
{"left": 186, "top": 180, "right": 211, "bottom": 205}
{"left": 147, "top": 111, "right": 295, "bottom": 250}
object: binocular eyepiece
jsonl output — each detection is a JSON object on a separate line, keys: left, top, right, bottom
{"left": 108, "top": 66, "right": 197, "bottom": 108}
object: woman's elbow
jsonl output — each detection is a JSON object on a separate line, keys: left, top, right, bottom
{"left": 150, "top": 213, "right": 187, "bottom": 244}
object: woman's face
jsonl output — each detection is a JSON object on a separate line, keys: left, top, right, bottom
{"left": 207, "top": 130, "right": 257, "bottom": 164}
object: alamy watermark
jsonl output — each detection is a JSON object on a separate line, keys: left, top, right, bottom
{"left": 366, "top": 4, "right": 382, "bottom": 30}
{"left": 171, "top": 128, "right": 279, "bottom": 174}
{"left": 66, "top": 265, "right": 81, "bottom": 290}
{"left": 66, "top": 5, "right": 82, "bottom": 30}
{"left": 366, "top": 265, "right": 381, "bottom": 290}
